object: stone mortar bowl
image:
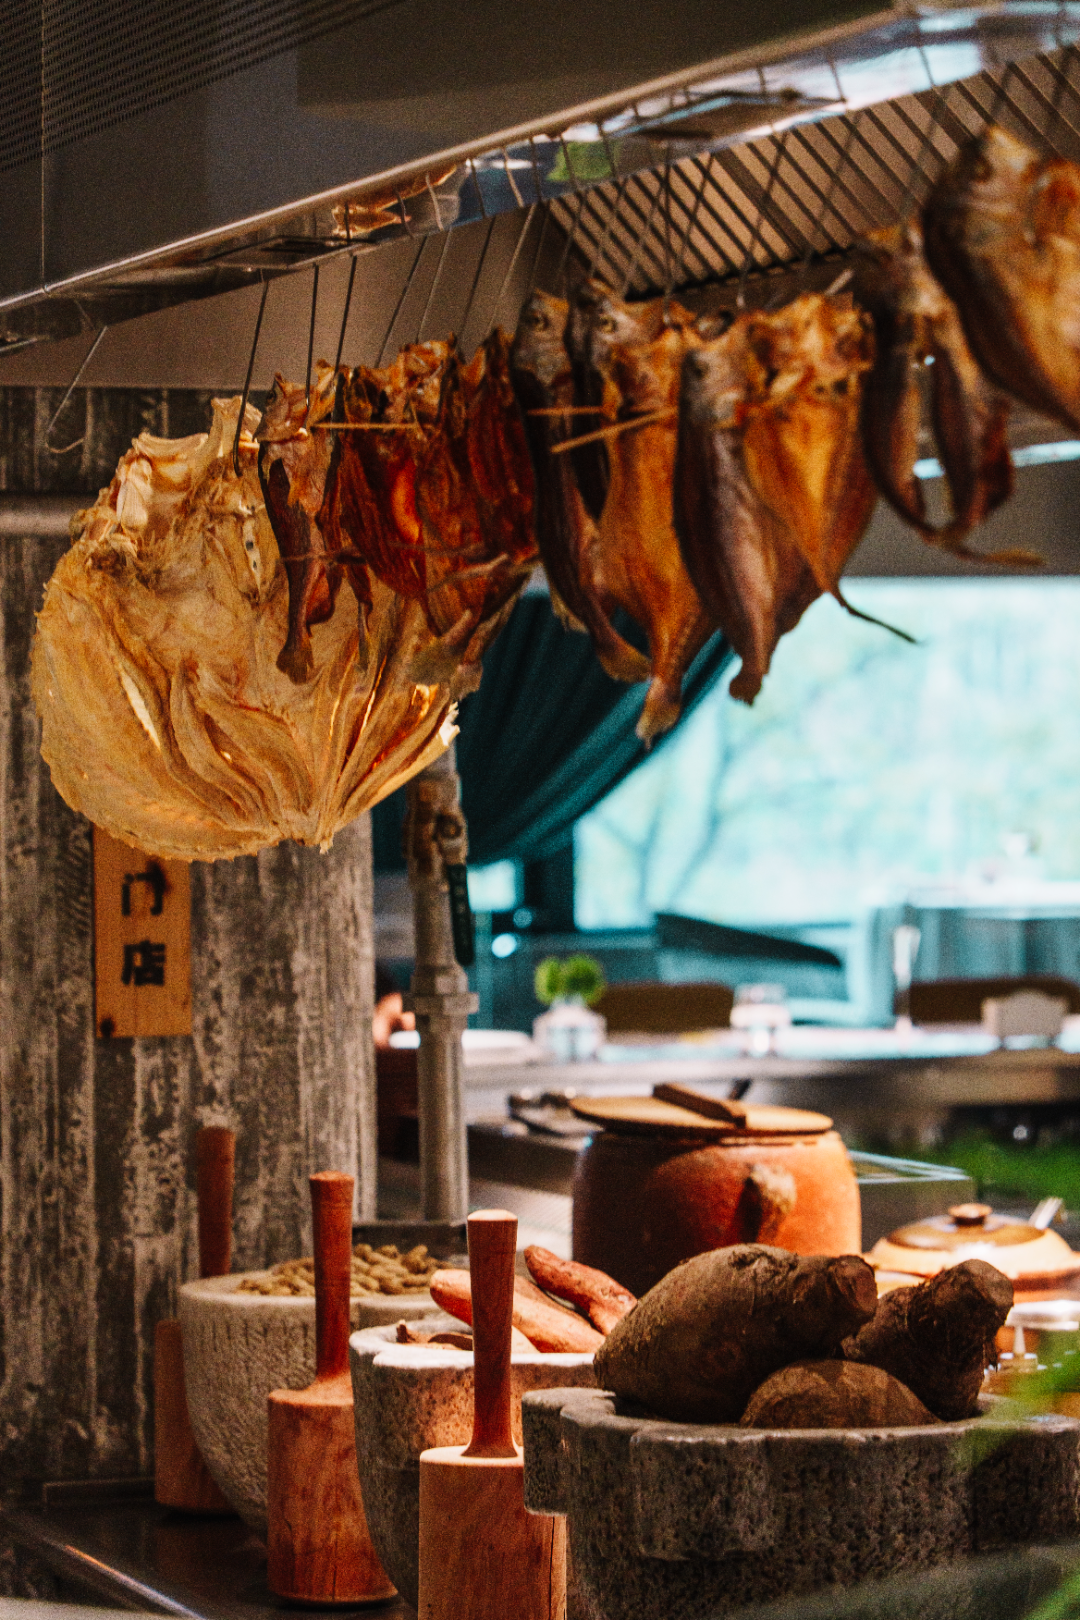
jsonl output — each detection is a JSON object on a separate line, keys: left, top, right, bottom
{"left": 180, "top": 1272, "right": 440, "bottom": 1531}
{"left": 524, "top": 1387, "right": 1080, "bottom": 1620}
{"left": 349, "top": 1323, "right": 596, "bottom": 1608}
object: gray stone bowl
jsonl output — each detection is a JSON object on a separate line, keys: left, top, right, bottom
{"left": 349, "top": 1324, "right": 596, "bottom": 1608}
{"left": 524, "top": 1386, "right": 1080, "bottom": 1620}
{"left": 179, "top": 1272, "right": 440, "bottom": 1531}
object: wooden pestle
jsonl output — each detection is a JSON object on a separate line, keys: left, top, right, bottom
{"left": 417, "top": 1210, "right": 566, "bottom": 1620}
{"left": 155, "top": 1125, "right": 236, "bottom": 1512}
{"left": 266, "top": 1171, "right": 395, "bottom": 1604}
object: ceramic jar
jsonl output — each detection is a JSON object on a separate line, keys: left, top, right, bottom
{"left": 570, "top": 1097, "right": 861, "bottom": 1295}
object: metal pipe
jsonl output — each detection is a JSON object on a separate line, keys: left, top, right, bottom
{"left": 404, "top": 742, "right": 477, "bottom": 1223}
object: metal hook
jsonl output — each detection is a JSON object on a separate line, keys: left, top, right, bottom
{"left": 488, "top": 205, "right": 536, "bottom": 333}
{"left": 459, "top": 217, "right": 498, "bottom": 353}
{"left": 468, "top": 157, "right": 489, "bottom": 219}
{"left": 737, "top": 130, "right": 787, "bottom": 310}
{"left": 555, "top": 190, "right": 586, "bottom": 293}
{"left": 377, "top": 238, "right": 426, "bottom": 366}
{"left": 233, "top": 277, "right": 269, "bottom": 478}
{"left": 525, "top": 203, "right": 554, "bottom": 296}
{"left": 304, "top": 263, "right": 320, "bottom": 409}
{"left": 335, "top": 255, "right": 359, "bottom": 372}
{"left": 425, "top": 171, "right": 444, "bottom": 233}
{"left": 501, "top": 148, "right": 525, "bottom": 210}
{"left": 44, "top": 325, "right": 107, "bottom": 455}
{"left": 417, "top": 229, "right": 451, "bottom": 343}
{"left": 619, "top": 178, "right": 662, "bottom": 297}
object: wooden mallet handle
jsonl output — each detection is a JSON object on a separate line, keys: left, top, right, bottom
{"left": 311, "top": 1171, "right": 354, "bottom": 1383}
{"left": 464, "top": 1209, "right": 518, "bottom": 1459}
{"left": 196, "top": 1126, "right": 235, "bottom": 1279}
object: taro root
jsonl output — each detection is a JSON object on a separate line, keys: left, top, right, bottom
{"left": 31, "top": 395, "right": 468, "bottom": 861}
{"left": 742, "top": 1359, "right": 938, "bottom": 1428}
{"left": 593, "top": 1244, "right": 878, "bottom": 1423}
{"left": 843, "top": 1258, "right": 1013, "bottom": 1421}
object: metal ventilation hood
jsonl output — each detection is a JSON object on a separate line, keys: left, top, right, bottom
{"left": 3, "top": 0, "right": 1080, "bottom": 360}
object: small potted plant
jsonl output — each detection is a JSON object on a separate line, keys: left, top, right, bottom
{"left": 532, "top": 954, "right": 607, "bottom": 1062}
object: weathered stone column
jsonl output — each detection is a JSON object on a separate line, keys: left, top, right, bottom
{"left": 0, "top": 489, "right": 376, "bottom": 1519}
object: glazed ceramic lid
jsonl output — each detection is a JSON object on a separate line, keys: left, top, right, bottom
{"left": 568, "top": 1088, "right": 833, "bottom": 1138}
{"left": 867, "top": 1203, "right": 1080, "bottom": 1284}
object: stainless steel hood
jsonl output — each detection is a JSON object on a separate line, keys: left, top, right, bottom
{"left": 4, "top": 0, "right": 1080, "bottom": 360}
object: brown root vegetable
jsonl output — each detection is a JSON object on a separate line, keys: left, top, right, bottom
{"left": 594, "top": 1245, "right": 878, "bottom": 1423}
{"left": 741, "top": 1359, "right": 938, "bottom": 1429}
{"left": 429, "top": 1268, "right": 604, "bottom": 1353}
{"left": 523, "top": 1246, "right": 637, "bottom": 1333}
{"left": 842, "top": 1258, "right": 1013, "bottom": 1420}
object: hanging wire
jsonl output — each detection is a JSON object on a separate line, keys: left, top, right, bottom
{"left": 619, "top": 179, "right": 662, "bottom": 295}
{"left": 488, "top": 204, "right": 537, "bottom": 331}
{"left": 44, "top": 325, "right": 108, "bottom": 455}
{"left": 672, "top": 153, "right": 716, "bottom": 285}
{"left": 661, "top": 148, "right": 675, "bottom": 311}
{"left": 377, "top": 238, "right": 426, "bottom": 365}
{"left": 501, "top": 148, "right": 525, "bottom": 210}
{"left": 468, "top": 157, "right": 489, "bottom": 218}
{"left": 232, "top": 277, "right": 269, "bottom": 477}
{"left": 736, "top": 130, "right": 788, "bottom": 308}
{"left": 416, "top": 228, "right": 451, "bottom": 342}
{"left": 304, "top": 263, "right": 320, "bottom": 414}
{"left": 424, "top": 171, "right": 444, "bottom": 233}
{"left": 524, "top": 203, "right": 554, "bottom": 296}
{"left": 334, "top": 255, "right": 359, "bottom": 372}
{"left": 458, "top": 216, "right": 498, "bottom": 351}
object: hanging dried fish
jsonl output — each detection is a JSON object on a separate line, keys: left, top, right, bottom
{"left": 257, "top": 363, "right": 345, "bottom": 683}
{"left": 923, "top": 125, "right": 1080, "bottom": 434}
{"left": 854, "top": 221, "right": 1031, "bottom": 565}
{"left": 594, "top": 322, "right": 714, "bottom": 737}
{"left": 510, "top": 290, "right": 650, "bottom": 683}
{"left": 738, "top": 293, "right": 878, "bottom": 598}
{"left": 564, "top": 280, "right": 697, "bottom": 521}
{"left": 31, "top": 398, "right": 461, "bottom": 861}
{"left": 675, "top": 329, "right": 820, "bottom": 704}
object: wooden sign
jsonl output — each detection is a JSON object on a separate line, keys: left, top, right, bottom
{"left": 93, "top": 827, "right": 191, "bottom": 1038}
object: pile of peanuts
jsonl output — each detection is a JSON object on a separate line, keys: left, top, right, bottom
{"left": 237, "top": 1242, "right": 440, "bottom": 1297}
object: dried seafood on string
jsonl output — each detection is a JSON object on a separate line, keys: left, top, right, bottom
{"left": 923, "top": 125, "right": 1080, "bottom": 434}
{"left": 853, "top": 221, "right": 1030, "bottom": 565}
{"left": 565, "top": 280, "right": 698, "bottom": 522}
{"left": 510, "top": 289, "right": 649, "bottom": 683}
{"left": 32, "top": 397, "right": 461, "bottom": 862}
{"left": 594, "top": 321, "right": 714, "bottom": 738}
{"left": 317, "top": 333, "right": 537, "bottom": 675}
{"left": 738, "top": 293, "right": 878, "bottom": 600}
{"left": 675, "top": 330, "right": 819, "bottom": 705}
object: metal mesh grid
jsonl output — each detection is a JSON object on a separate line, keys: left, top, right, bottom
{"left": 549, "top": 45, "right": 1080, "bottom": 301}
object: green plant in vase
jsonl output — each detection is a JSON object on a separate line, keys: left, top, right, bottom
{"left": 533, "top": 954, "right": 607, "bottom": 1061}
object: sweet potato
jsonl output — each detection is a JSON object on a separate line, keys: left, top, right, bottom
{"left": 842, "top": 1258, "right": 1013, "bottom": 1420}
{"left": 429, "top": 1268, "right": 604, "bottom": 1353}
{"left": 395, "top": 1321, "right": 533, "bottom": 1352}
{"left": 523, "top": 1246, "right": 637, "bottom": 1333}
{"left": 594, "top": 1244, "right": 878, "bottom": 1422}
{"left": 741, "top": 1360, "right": 938, "bottom": 1428}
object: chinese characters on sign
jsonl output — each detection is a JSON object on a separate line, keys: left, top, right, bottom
{"left": 93, "top": 828, "right": 191, "bottom": 1038}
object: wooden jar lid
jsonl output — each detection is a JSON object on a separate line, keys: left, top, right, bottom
{"left": 568, "top": 1093, "right": 832, "bottom": 1138}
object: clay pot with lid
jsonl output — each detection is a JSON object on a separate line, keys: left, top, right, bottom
{"left": 569, "top": 1086, "right": 861, "bottom": 1296}
{"left": 868, "top": 1202, "right": 1080, "bottom": 1296}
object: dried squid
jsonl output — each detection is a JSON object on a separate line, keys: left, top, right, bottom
{"left": 31, "top": 398, "right": 464, "bottom": 861}
{"left": 675, "top": 329, "right": 820, "bottom": 704}
{"left": 923, "top": 125, "right": 1080, "bottom": 434}
{"left": 593, "top": 321, "right": 714, "bottom": 738}
{"left": 510, "top": 289, "right": 649, "bottom": 684}
{"left": 853, "top": 221, "right": 1030, "bottom": 564}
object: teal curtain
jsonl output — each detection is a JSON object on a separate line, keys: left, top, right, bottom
{"left": 372, "top": 595, "right": 733, "bottom": 868}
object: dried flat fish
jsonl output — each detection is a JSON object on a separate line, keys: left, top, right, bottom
{"left": 511, "top": 290, "right": 649, "bottom": 683}
{"left": 738, "top": 293, "right": 878, "bottom": 598}
{"left": 257, "top": 362, "right": 345, "bottom": 683}
{"left": 32, "top": 398, "right": 463, "bottom": 861}
{"left": 565, "top": 281, "right": 697, "bottom": 521}
{"left": 923, "top": 125, "right": 1080, "bottom": 433}
{"left": 594, "top": 322, "right": 713, "bottom": 737}
{"left": 854, "top": 221, "right": 1029, "bottom": 565}
{"left": 675, "top": 329, "right": 819, "bottom": 704}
